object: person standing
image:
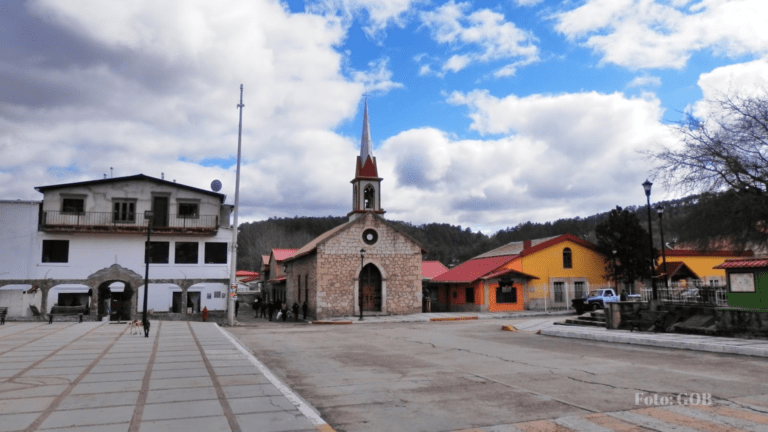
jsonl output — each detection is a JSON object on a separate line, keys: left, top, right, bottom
{"left": 260, "top": 299, "right": 267, "bottom": 318}
{"left": 302, "top": 300, "right": 308, "bottom": 320}
{"left": 292, "top": 302, "right": 299, "bottom": 321}
{"left": 281, "top": 302, "right": 288, "bottom": 322}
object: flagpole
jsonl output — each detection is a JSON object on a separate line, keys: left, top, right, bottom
{"left": 228, "top": 84, "right": 244, "bottom": 326}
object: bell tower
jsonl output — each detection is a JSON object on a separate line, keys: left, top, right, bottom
{"left": 349, "top": 98, "right": 384, "bottom": 220}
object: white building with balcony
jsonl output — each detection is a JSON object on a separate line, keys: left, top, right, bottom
{"left": 0, "top": 174, "right": 234, "bottom": 321}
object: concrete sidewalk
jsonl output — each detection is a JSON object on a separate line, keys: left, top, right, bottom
{"left": 0, "top": 321, "right": 332, "bottom": 432}
{"left": 309, "top": 309, "right": 572, "bottom": 325}
{"left": 510, "top": 318, "right": 768, "bottom": 358}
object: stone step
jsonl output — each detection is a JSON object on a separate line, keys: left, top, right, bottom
{"left": 561, "top": 319, "right": 606, "bottom": 327}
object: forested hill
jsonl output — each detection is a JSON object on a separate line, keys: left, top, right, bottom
{"left": 235, "top": 194, "right": 706, "bottom": 271}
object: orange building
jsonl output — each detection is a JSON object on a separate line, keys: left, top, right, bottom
{"left": 430, "top": 234, "right": 610, "bottom": 312}
{"left": 659, "top": 249, "right": 753, "bottom": 287}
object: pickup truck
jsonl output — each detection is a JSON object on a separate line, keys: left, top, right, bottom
{"left": 571, "top": 289, "right": 619, "bottom": 313}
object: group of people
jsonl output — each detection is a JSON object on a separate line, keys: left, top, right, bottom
{"left": 252, "top": 298, "right": 308, "bottom": 322}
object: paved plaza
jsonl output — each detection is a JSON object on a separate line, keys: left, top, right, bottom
{"left": 230, "top": 317, "right": 768, "bottom": 432}
{"left": 0, "top": 321, "right": 330, "bottom": 432}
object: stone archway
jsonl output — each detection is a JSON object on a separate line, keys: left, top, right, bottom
{"left": 86, "top": 264, "right": 144, "bottom": 320}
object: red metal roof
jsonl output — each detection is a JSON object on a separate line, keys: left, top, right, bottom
{"left": 656, "top": 262, "right": 699, "bottom": 279}
{"left": 240, "top": 276, "right": 260, "bottom": 283}
{"left": 665, "top": 249, "right": 753, "bottom": 257}
{"left": 431, "top": 255, "right": 516, "bottom": 284}
{"left": 481, "top": 267, "right": 539, "bottom": 280}
{"left": 236, "top": 270, "right": 259, "bottom": 277}
{"left": 267, "top": 276, "right": 286, "bottom": 283}
{"left": 422, "top": 261, "right": 449, "bottom": 279}
{"left": 272, "top": 249, "right": 297, "bottom": 261}
{"left": 714, "top": 257, "right": 768, "bottom": 269}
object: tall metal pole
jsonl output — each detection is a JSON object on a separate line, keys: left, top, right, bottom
{"left": 142, "top": 212, "right": 153, "bottom": 337}
{"left": 657, "top": 206, "right": 669, "bottom": 290}
{"left": 642, "top": 180, "right": 658, "bottom": 301}
{"left": 228, "top": 84, "right": 244, "bottom": 326}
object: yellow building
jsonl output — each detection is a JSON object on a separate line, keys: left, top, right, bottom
{"left": 431, "top": 234, "right": 611, "bottom": 311}
{"left": 659, "top": 249, "right": 754, "bottom": 286}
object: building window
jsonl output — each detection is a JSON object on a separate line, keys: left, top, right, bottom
{"left": 145, "top": 241, "right": 169, "bottom": 264}
{"left": 113, "top": 199, "right": 136, "bottom": 222}
{"left": 465, "top": 287, "right": 475, "bottom": 304}
{"left": 362, "top": 229, "right": 378, "bottom": 245}
{"left": 42, "top": 240, "right": 69, "bottom": 263}
{"left": 175, "top": 242, "right": 199, "bottom": 264}
{"left": 574, "top": 281, "right": 585, "bottom": 299}
{"left": 554, "top": 282, "right": 565, "bottom": 302}
{"left": 204, "top": 242, "right": 227, "bottom": 264}
{"left": 178, "top": 201, "right": 199, "bottom": 218}
{"left": 729, "top": 272, "right": 755, "bottom": 293}
{"left": 496, "top": 284, "right": 517, "bottom": 304}
{"left": 61, "top": 198, "right": 84, "bottom": 214}
{"left": 562, "top": 248, "right": 572, "bottom": 269}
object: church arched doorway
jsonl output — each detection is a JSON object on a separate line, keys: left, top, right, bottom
{"left": 359, "top": 263, "right": 382, "bottom": 312}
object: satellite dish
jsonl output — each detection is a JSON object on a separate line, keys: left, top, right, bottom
{"left": 211, "top": 179, "right": 222, "bottom": 192}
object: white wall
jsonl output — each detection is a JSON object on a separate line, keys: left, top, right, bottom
{"left": 46, "top": 284, "right": 91, "bottom": 313}
{"left": 0, "top": 285, "right": 42, "bottom": 317}
{"left": 0, "top": 202, "right": 41, "bottom": 280}
{"left": 136, "top": 282, "right": 228, "bottom": 313}
{"left": 31, "top": 229, "right": 232, "bottom": 280}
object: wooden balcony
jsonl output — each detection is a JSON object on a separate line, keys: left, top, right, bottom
{"left": 40, "top": 211, "right": 220, "bottom": 236}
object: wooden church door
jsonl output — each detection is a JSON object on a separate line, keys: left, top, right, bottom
{"left": 360, "top": 263, "right": 382, "bottom": 311}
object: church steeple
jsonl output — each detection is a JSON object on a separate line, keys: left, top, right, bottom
{"left": 349, "top": 98, "right": 384, "bottom": 220}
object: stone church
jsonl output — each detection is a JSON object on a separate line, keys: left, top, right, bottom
{"left": 282, "top": 101, "right": 424, "bottom": 319}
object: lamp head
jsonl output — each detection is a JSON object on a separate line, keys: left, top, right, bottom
{"left": 642, "top": 179, "right": 653, "bottom": 197}
{"left": 360, "top": 248, "right": 366, "bottom": 259}
{"left": 656, "top": 205, "right": 664, "bottom": 215}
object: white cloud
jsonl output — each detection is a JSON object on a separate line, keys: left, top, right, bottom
{"left": 627, "top": 75, "right": 662, "bottom": 88}
{"left": 0, "top": 0, "right": 365, "bottom": 221}
{"left": 350, "top": 57, "right": 405, "bottom": 94}
{"left": 371, "top": 90, "right": 676, "bottom": 231}
{"left": 306, "top": 0, "right": 423, "bottom": 40}
{"left": 420, "top": 1, "right": 538, "bottom": 76}
{"left": 512, "top": 0, "right": 544, "bottom": 7}
{"left": 691, "top": 58, "right": 768, "bottom": 118}
{"left": 554, "top": 0, "right": 768, "bottom": 70}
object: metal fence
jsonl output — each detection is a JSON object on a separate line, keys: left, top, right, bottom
{"left": 41, "top": 211, "right": 219, "bottom": 230}
{"left": 526, "top": 283, "right": 616, "bottom": 311}
{"left": 640, "top": 281, "right": 727, "bottom": 307}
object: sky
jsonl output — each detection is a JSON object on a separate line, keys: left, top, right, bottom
{"left": 2, "top": 0, "right": 768, "bottom": 235}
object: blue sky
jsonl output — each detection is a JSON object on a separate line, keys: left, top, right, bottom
{"left": 2, "top": 0, "right": 768, "bottom": 234}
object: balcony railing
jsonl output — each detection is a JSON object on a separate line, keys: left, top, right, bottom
{"left": 641, "top": 281, "right": 727, "bottom": 307}
{"left": 40, "top": 211, "right": 219, "bottom": 235}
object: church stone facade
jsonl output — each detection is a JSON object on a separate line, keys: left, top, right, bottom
{"left": 283, "top": 101, "right": 424, "bottom": 319}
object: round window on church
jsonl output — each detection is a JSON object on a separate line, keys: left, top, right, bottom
{"left": 362, "top": 229, "right": 378, "bottom": 245}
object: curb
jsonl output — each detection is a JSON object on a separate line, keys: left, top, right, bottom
{"left": 430, "top": 316, "right": 478, "bottom": 322}
{"left": 540, "top": 327, "right": 768, "bottom": 358}
{"left": 311, "top": 321, "right": 353, "bottom": 325}
{"left": 216, "top": 325, "right": 337, "bottom": 431}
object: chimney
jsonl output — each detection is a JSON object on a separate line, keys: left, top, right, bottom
{"left": 161, "top": 172, "right": 165, "bottom": 180}
{"left": 523, "top": 239, "right": 531, "bottom": 250}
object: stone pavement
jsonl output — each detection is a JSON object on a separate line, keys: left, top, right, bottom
{"left": 0, "top": 321, "right": 332, "bottom": 432}
{"left": 511, "top": 318, "right": 768, "bottom": 358}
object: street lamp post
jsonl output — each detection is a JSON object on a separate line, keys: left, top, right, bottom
{"left": 642, "top": 180, "right": 658, "bottom": 301}
{"left": 612, "top": 249, "right": 618, "bottom": 293}
{"left": 283, "top": 264, "right": 288, "bottom": 304}
{"left": 142, "top": 210, "right": 154, "bottom": 337}
{"left": 359, "top": 249, "right": 365, "bottom": 321}
{"left": 657, "top": 205, "right": 669, "bottom": 290}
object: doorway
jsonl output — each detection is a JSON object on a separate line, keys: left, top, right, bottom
{"left": 359, "top": 263, "right": 382, "bottom": 312}
{"left": 152, "top": 196, "right": 169, "bottom": 227}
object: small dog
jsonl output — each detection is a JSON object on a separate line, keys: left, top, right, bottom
{"left": 129, "top": 320, "right": 142, "bottom": 335}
